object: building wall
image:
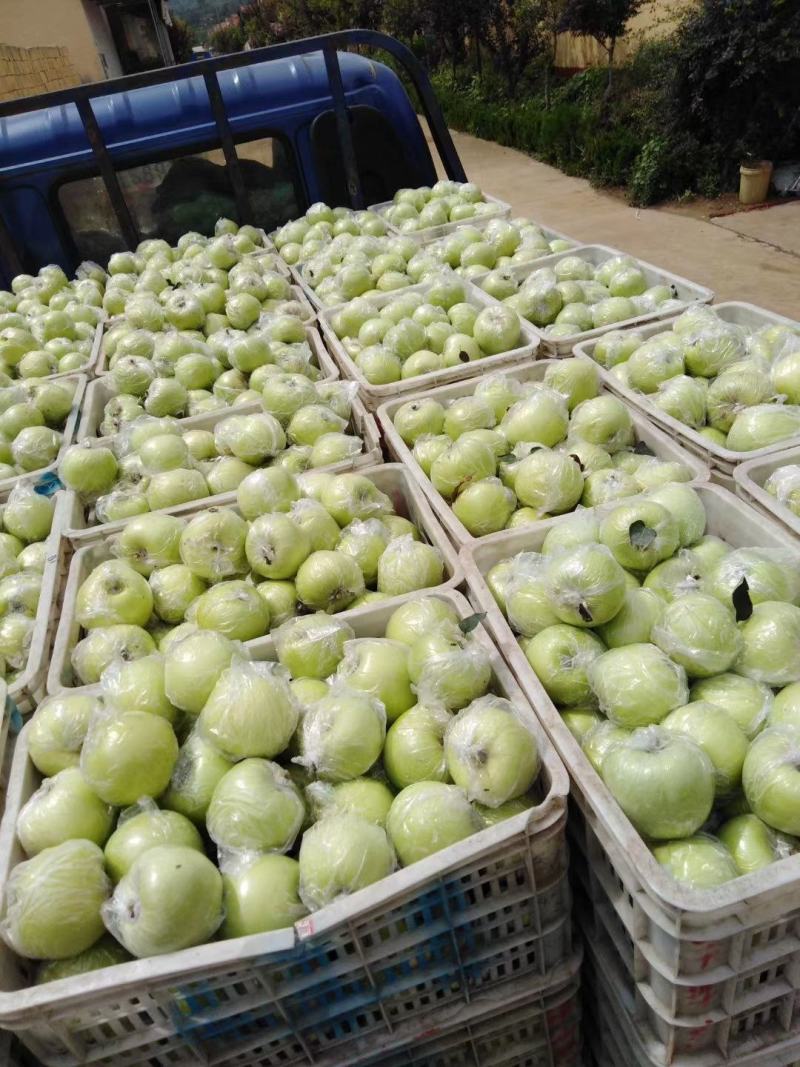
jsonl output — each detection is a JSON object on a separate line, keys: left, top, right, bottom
{"left": 0, "top": 0, "right": 109, "bottom": 84}
{"left": 555, "top": 0, "right": 695, "bottom": 69}
{"left": 0, "top": 44, "right": 79, "bottom": 102}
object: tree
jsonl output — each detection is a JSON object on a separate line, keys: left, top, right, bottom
{"left": 168, "top": 16, "right": 195, "bottom": 63}
{"left": 484, "top": 0, "right": 547, "bottom": 93}
{"left": 559, "top": 0, "right": 647, "bottom": 97}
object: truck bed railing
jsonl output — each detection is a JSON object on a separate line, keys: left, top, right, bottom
{"left": 0, "top": 29, "right": 466, "bottom": 275}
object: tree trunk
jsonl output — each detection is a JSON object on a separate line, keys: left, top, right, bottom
{"left": 604, "top": 38, "right": 616, "bottom": 101}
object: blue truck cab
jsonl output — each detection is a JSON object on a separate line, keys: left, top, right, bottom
{"left": 0, "top": 33, "right": 461, "bottom": 285}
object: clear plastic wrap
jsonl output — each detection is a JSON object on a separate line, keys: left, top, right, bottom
{"left": 661, "top": 700, "right": 748, "bottom": 797}
{"left": 651, "top": 834, "right": 739, "bottom": 889}
{"left": 407, "top": 624, "right": 492, "bottom": 711}
{"left": 16, "top": 767, "right": 114, "bottom": 856}
{"left": 652, "top": 374, "right": 708, "bottom": 429}
{"left": 305, "top": 777, "right": 394, "bottom": 827}
{"left": 207, "top": 757, "right": 305, "bottom": 853}
{"left": 336, "top": 519, "right": 390, "bottom": 585}
{"left": 504, "top": 552, "right": 559, "bottom": 637}
{"left": 651, "top": 591, "right": 742, "bottom": 678}
{"left": 642, "top": 552, "right": 704, "bottom": 602}
{"left": 385, "top": 781, "right": 481, "bottom": 866}
{"left": 80, "top": 707, "right": 179, "bottom": 806}
{"left": 197, "top": 657, "right": 299, "bottom": 761}
{"left": 567, "top": 395, "right": 634, "bottom": 454}
{"left": 376, "top": 534, "right": 444, "bottom": 596}
{"left": 589, "top": 643, "right": 688, "bottom": 727}
{"left": 334, "top": 638, "right": 414, "bottom": 722}
{"left": 690, "top": 673, "right": 772, "bottom": 739}
{"left": 705, "top": 361, "right": 773, "bottom": 432}
{"left": 443, "top": 695, "right": 540, "bottom": 807}
{"left": 727, "top": 403, "right": 800, "bottom": 452}
{"left": 220, "top": 852, "right": 307, "bottom": 938}
{"left": 274, "top": 613, "right": 354, "bottom": 679}
{"left": 298, "top": 812, "right": 395, "bottom": 910}
{"left": 102, "top": 845, "right": 223, "bottom": 959}
{"left": 597, "top": 498, "right": 680, "bottom": 572}
{"left": 717, "top": 813, "right": 797, "bottom": 875}
{"left": 27, "top": 692, "right": 99, "bottom": 777}
{"left": 512, "top": 450, "right": 583, "bottom": 515}
{"left": 214, "top": 412, "right": 286, "bottom": 464}
{"left": 1, "top": 840, "right": 110, "bottom": 960}
{"left": 474, "top": 373, "right": 525, "bottom": 420}
{"left": 103, "top": 798, "right": 204, "bottom": 882}
{"left": 74, "top": 559, "right": 153, "bottom": 630}
{"left": 296, "top": 683, "right": 386, "bottom": 781}
{"left": 294, "top": 549, "right": 365, "bottom": 613}
{"left": 99, "top": 653, "right": 176, "bottom": 721}
{"left": 178, "top": 508, "right": 249, "bottom": 581}
{"left": 703, "top": 546, "right": 800, "bottom": 610}
{"left": 544, "top": 542, "right": 626, "bottom": 627}
{"left": 743, "top": 726, "right": 800, "bottom": 835}
{"left": 764, "top": 463, "right": 800, "bottom": 516}
{"left": 522, "top": 624, "right": 605, "bottom": 707}
{"left": 162, "top": 628, "right": 238, "bottom": 716}
{"left": 601, "top": 725, "right": 715, "bottom": 840}
{"left": 498, "top": 388, "right": 569, "bottom": 449}
{"left": 310, "top": 432, "right": 363, "bottom": 467}
{"left": 683, "top": 322, "right": 747, "bottom": 377}
{"left": 71, "top": 624, "right": 156, "bottom": 686}
{"left": 3, "top": 480, "right": 55, "bottom": 542}
{"left": 625, "top": 334, "right": 685, "bottom": 395}
{"left": 738, "top": 602, "right": 800, "bottom": 685}
{"left": 315, "top": 379, "right": 359, "bottom": 421}
{"left": 290, "top": 498, "right": 341, "bottom": 552}
{"left": 319, "top": 473, "right": 392, "bottom": 526}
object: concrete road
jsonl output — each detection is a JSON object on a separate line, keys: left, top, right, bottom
{"left": 430, "top": 127, "right": 800, "bottom": 320}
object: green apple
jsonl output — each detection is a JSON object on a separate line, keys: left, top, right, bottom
{"left": 81, "top": 710, "right": 178, "bottom": 806}
{"left": 105, "top": 846, "right": 222, "bottom": 958}
{"left": 36, "top": 934, "right": 131, "bottom": 983}
{"left": 771, "top": 682, "right": 800, "bottom": 729}
{"left": 71, "top": 625, "right": 156, "bottom": 685}
{"left": 742, "top": 726, "right": 800, "bottom": 835}
{"left": 581, "top": 721, "right": 631, "bottom": 774}
{"left": 335, "top": 638, "right": 414, "bottom": 722}
{"left": 274, "top": 614, "right": 353, "bottom": 678}
{"left": 27, "top": 693, "right": 98, "bottom": 776}
{"left": 376, "top": 536, "right": 444, "bottom": 596}
{"left": 179, "top": 508, "right": 249, "bottom": 580}
{"left": 642, "top": 555, "right": 703, "bottom": 603}
{"left": 544, "top": 543, "right": 626, "bottom": 627}
{"left": 237, "top": 467, "right": 300, "bottom": 520}
{"left": 222, "top": 854, "right": 307, "bottom": 938}
{"left": 568, "top": 395, "right": 634, "bottom": 453}
{"left": 541, "top": 510, "right": 600, "bottom": 555}
{"left": 198, "top": 658, "right": 298, "bottom": 760}
{"left": 75, "top": 560, "right": 153, "bottom": 629}
{"left": 298, "top": 813, "right": 395, "bottom": 909}
{"left": 104, "top": 806, "right": 204, "bottom": 883}
{"left": 298, "top": 686, "right": 386, "bottom": 781}
{"left": 718, "top": 813, "right": 789, "bottom": 875}
{"left": 602, "top": 726, "right": 715, "bottom": 840}
{"left": 1, "top": 840, "right": 109, "bottom": 959}
{"left": 472, "top": 305, "right": 521, "bottom": 355}
{"left": 386, "top": 781, "right": 480, "bottom": 865}
{"left": 244, "top": 514, "right": 311, "bottom": 580}
{"left": 662, "top": 701, "right": 748, "bottom": 797}
{"left": 646, "top": 483, "right": 706, "bottom": 548}
{"left": 149, "top": 564, "right": 206, "bottom": 623}
{"left": 137, "top": 434, "right": 190, "bottom": 474}
{"left": 543, "top": 357, "right": 599, "bottom": 410}
{"left": 513, "top": 451, "right": 583, "bottom": 515}
{"left": 393, "top": 398, "right": 445, "bottom": 445}
{"left": 597, "top": 587, "right": 663, "bottom": 647}
{"left": 161, "top": 733, "right": 233, "bottom": 823}
{"left": 162, "top": 628, "right": 236, "bottom": 715}
{"left": 385, "top": 597, "right": 460, "bottom": 646}
{"left": 100, "top": 654, "right": 177, "bottom": 722}
{"left": 116, "top": 514, "right": 185, "bottom": 576}
{"left": 207, "top": 758, "right": 304, "bottom": 852}
{"left": 561, "top": 707, "right": 604, "bottom": 743}
{"left": 16, "top": 768, "right": 113, "bottom": 855}
{"left": 705, "top": 548, "right": 800, "bottom": 611}
{"left": 3, "top": 482, "right": 54, "bottom": 542}
{"left": 691, "top": 673, "right": 772, "bottom": 738}
{"left": 444, "top": 696, "right": 539, "bottom": 807}
{"left": 320, "top": 474, "right": 392, "bottom": 527}
{"left": 407, "top": 625, "right": 492, "bottom": 710}
{"left": 599, "top": 499, "right": 680, "bottom": 573}
{"left": 736, "top": 602, "right": 800, "bottom": 686}
{"left": 503, "top": 555, "right": 560, "bottom": 636}
{"left": 306, "top": 778, "right": 394, "bottom": 827}
{"left": 290, "top": 499, "right": 341, "bottom": 552}
{"left": 652, "top": 836, "right": 738, "bottom": 889}
{"left": 193, "top": 580, "right": 269, "bottom": 641}
{"left": 499, "top": 389, "right": 569, "bottom": 449}
{"left": 59, "top": 443, "right": 118, "bottom": 496}
{"left": 652, "top": 592, "right": 741, "bottom": 678}
{"left": 336, "top": 518, "right": 390, "bottom": 583}
{"left": 295, "top": 550, "right": 365, "bottom": 613}
{"left": 521, "top": 624, "right": 605, "bottom": 707}
{"left": 589, "top": 643, "right": 688, "bottom": 727}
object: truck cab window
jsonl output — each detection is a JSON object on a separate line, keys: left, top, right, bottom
{"left": 57, "top": 136, "right": 300, "bottom": 258}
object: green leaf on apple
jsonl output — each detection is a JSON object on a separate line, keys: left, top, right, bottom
{"left": 458, "top": 612, "right": 486, "bottom": 635}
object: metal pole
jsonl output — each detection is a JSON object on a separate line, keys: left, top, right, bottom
{"left": 203, "top": 71, "right": 252, "bottom": 224}
{"left": 74, "top": 97, "right": 140, "bottom": 250}
{"left": 323, "top": 45, "right": 364, "bottom": 209}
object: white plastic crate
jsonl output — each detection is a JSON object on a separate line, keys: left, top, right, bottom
{"left": 78, "top": 325, "right": 339, "bottom": 440}
{"left": 575, "top": 302, "right": 800, "bottom": 486}
{"left": 583, "top": 929, "right": 800, "bottom": 1067}
{"left": 459, "top": 483, "right": 800, "bottom": 1060}
{"left": 1, "top": 588, "right": 571, "bottom": 1067}
{"left": 376, "top": 360, "right": 711, "bottom": 548}
{"left": 318, "top": 276, "right": 541, "bottom": 410}
{"left": 0, "top": 376, "right": 87, "bottom": 497}
{"left": 417, "top": 213, "right": 578, "bottom": 253}
{"left": 483, "top": 244, "right": 713, "bottom": 355}
{"left": 50, "top": 463, "right": 463, "bottom": 690}
{"left": 734, "top": 445, "right": 800, "bottom": 537}
{"left": 369, "top": 193, "right": 513, "bottom": 242}
{"left": 64, "top": 391, "right": 381, "bottom": 542}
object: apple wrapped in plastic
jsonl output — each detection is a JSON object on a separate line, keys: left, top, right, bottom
{"left": 334, "top": 638, "right": 414, "bottom": 722}
{"left": 103, "top": 801, "right": 204, "bottom": 883}
{"left": 386, "top": 781, "right": 481, "bottom": 866}
{"left": 652, "top": 835, "right": 738, "bottom": 889}
{"left": 163, "top": 629, "right": 237, "bottom": 716}
{"left": 298, "top": 812, "right": 395, "bottom": 910}
{"left": 274, "top": 613, "right": 353, "bottom": 679}
{"left": 589, "top": 643, "right": 688, "bottom": 727}
{"left": 103, "top": 846, "right": 222, "bottom": 958}
{"left": 522, "top": 624, "right": 605, "bottom": 707}
{"left": 736, "top": 602, "right": 800, "bottom": 686}
{"left": 407, "top": 623, "right": 492, "bottom": 711}
{"left": 444, "top": 696, "right": 540, "bottom": 807}
{"left": 80, "top": 708, "right": 178, "bottom": 806}
{"left": 742, "top": 726, "right": 800, "bottom": 836}
{"left": 75, "top": 559, "right": 153, "bottom": 630}
{"left": 16, "top": 767, "right": 114, "bottom": 855}
{"left": 652, "top": 592, "right": 742, "bottom": 678}
{"left": 544, "top": 542, "right": 626, "bottom": 627}
{"left": 207, "top": 758, "right": 304, "bottom": 853}
{"left": 197, "top": 657, "right": 298, "bottom": 760}
{"left": 71, "top": 624, "right": 156, "bottom": 685}
{"left": 690, "top": 673, "right": 772, "bottom": 739}
{"left": 297, "top": 685, "right": 386, "bottom": 781}
{"left": 222, "top": 853, "right": 307, "bottom": 938}
{"left": 27, "top": 692, "right": 98, "bottom": 777}
{"left": 161, "top": 732, "right": 234, "bottom": 824}
{"left": 601, "top": 726, "right": 715, "bottom": 840}
{"left": 1, "top": 839, "right": 109, "bottom": 960}
{"left": 661, "top": 701, "right": 748, "bottom": 798}
{"left": 305, "top": 778, "right": 394, "bottom": 828}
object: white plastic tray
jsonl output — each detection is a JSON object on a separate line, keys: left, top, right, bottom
{"left": 2, "top": 589, "right": 572, "bottom": 1067}
{"left": 51, "top": 463, "right": 463, "bottom": 690}
{"left": 376, "top": 360, "right": 711, "bottom": 547}
{"left": 486, "top": 243, "right": 714, "bottom": 355}
{"left": 0, "top": 376, "right": 87, "bottom": 497}
{"left": 460, "top": 483, "right": 800, "bottom": 1058}
{"left": 734, "top": 445, "right": 800, "bottom": 538}
{"left": 318, "top": 276, "right": 541, "bottom": 411}
{"left": 78, "top": 326, "right": 339, "bottom": 439}
{"left": 576, "top": 302, "right": 800, "bottom": 484}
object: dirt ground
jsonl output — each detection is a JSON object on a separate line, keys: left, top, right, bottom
{"left": 428, "top": 126, "right": 800, "bottom": 320}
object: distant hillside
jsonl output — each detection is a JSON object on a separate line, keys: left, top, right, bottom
{"left": 170, "top": 0, "right": 242, "bottom": 33}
